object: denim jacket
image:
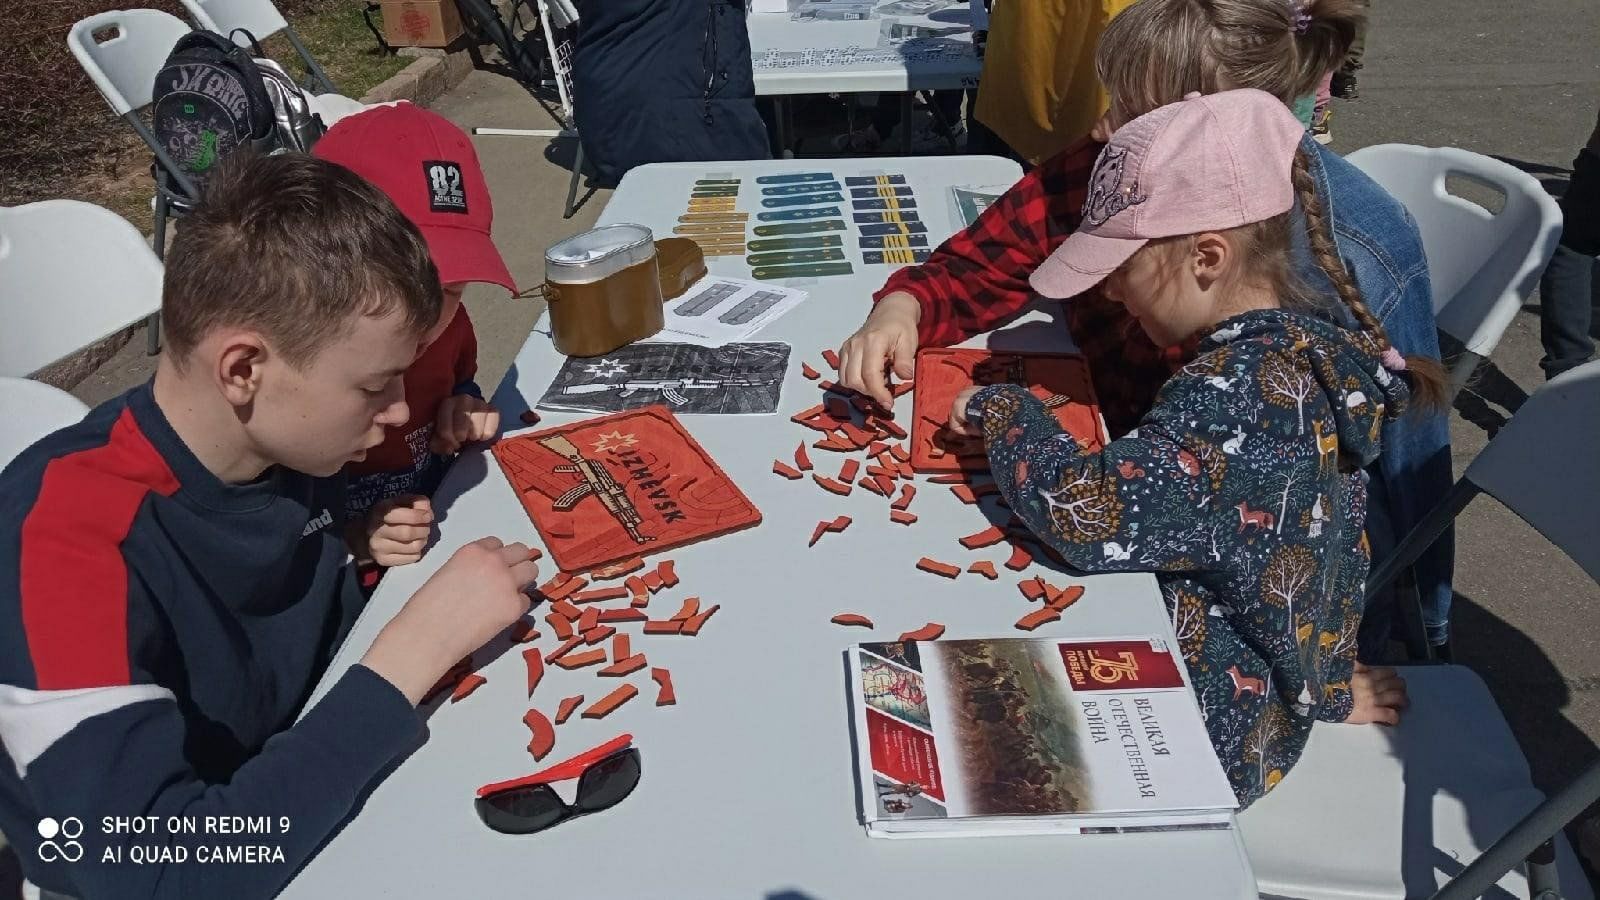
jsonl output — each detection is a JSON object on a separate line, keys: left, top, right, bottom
{"left": 1293, "top": 136, "right": 1456, "bottom": 647}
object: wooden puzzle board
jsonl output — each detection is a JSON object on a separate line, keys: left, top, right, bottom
{"left": 909, "top": 348, "right": 1106, "bottom": 473}
{"left": 492, "top": 406, "right": 762, "bottom": 571}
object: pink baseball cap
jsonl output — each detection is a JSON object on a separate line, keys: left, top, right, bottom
{"left": 314, "top": 101, "right": 517, "bottom": 295}
{"left": 1030, "top": 89, "right": 1306, "bottom": 300}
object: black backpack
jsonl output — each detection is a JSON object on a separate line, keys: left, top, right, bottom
{"left": 150, "top": 29, "right": 325, "bottom": 189}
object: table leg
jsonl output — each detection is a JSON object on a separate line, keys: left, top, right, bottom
{"left": 901, "top": 92, "right": 914, "bottom": 155}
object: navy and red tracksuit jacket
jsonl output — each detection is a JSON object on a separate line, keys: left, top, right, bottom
{"left": 0, "top": 382, "right": 422, "bottom": 898}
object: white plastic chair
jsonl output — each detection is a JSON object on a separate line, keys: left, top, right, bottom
{"left": 1346, "top": 144, "right": 1564, "bottom": 397}
{"left": 0, "top": 378, "right": 90, "bottom": 471}
{"left": 67, "top": 8, "right": 196, "bottom": 353}
{"left": 0, "top": 201, "right": 164, "bottom": 378}
{"left": 178, "top": 0, "right": 337, "bottom": 94}
{"left": 1240, "top": 359, "right": 1600, "bottom": 900}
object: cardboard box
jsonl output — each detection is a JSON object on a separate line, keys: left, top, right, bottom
{"left": 382, "top": 0, "right": 463, "bottom": 48}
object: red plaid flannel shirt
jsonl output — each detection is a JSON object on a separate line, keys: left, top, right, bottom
{"left": 873, "top": 136, "right": 1189, "bottom": 437}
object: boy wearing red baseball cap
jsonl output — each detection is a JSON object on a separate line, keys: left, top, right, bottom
{"left": 314, "top": 101, "right": 517, "bottom": 569}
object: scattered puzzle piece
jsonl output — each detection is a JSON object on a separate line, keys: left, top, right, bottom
{"left": 550, "top": 598, "right": 582, "bottom": 621}
{"left": 546, "top": 612, "right": 575, "bottom": 641}
{"left": 555, "top": 694, "right": 584, "bottom": 724}
{"left": 890, "top": 444, "right": 911, "bottom": 463}
{"left": 680, "top": 604, "right": 720, "bottom": 635}
{"left": 658, "top": 560, "right": 679, "bottom": 588}
{"left": 898, "top": 622, "right": 946, "bottom": 642}
{"left": 526, "top": 547, "right": 543, "bottom": 562}
{"left": 822, "top": 349, "right": 841, "bottom": 370}
{"left": 891, "top": 484, "right": 917, "bottom": 511}
{"left": 644, "top": 619, "right": 685, "bottom": 635}
{"left": 572, "top": 586, "right": 630, "bottom": 604}
{"left": 524, "top": 648, "right": 544, "bottom": 697}
{"left": 509, "top": 620, "right": 539, "bottom": 644}
{"left": 830, "top": 613, "right": 874, "bottom": 628}
{"left": 545, "top": 635, "right": 584, "bottom": 663}
{"left": 959, "top": 525, "right": 1007, "bottom": 550}
{"left": 598, "top": 608, "right": 648, "bottom": 623}
{"left": 642, "top": 572, "right": 665, "bottom": 593}
{"left": 451, "top": 673, "right": 487, "bottom": 702}
{"left": 813, "top": 474, "right": 853, "bottom": 496}
{"left": 652, "top": 667, "right": 676, "bottom": 706}
{"left": 612, "top": 633, "right": 631, "bottom": 661}
{"left": 425, "top": 657, "right": 473, "bottom": 703}
{"left": 916, "top": 557, "right": 961, "bottom": 579}
{"left": 859, "top": 477, "right": 886, "bottom": 497}
{"left": 1019, "top": 577, "right": 1048, "bottom": 602}
{"left": 889, "top": 509, "right": 918, "bottom": 525}
{"left": 577, "top": 606, "right": 601, "bottom": 632}
{"left": 669, "top": 597, "right": 702, "bottom": 621}
{"left": 583, "top": 684, "right": 639, "bottom": 720}
{"left": 524, "top": 709, "right": 556, "bottom": 761}
{"left": 1015, "top": 607, "right": 1062, "bottom": 631}
{"left": 1005, "top": 543, "right": 1034, "bottom": 571}
{"left": 553, "top": 648, "right": 609, "bottom": 669}
{"left": 968, "top": 561, "right": 999, "bottom": 580}
{"left": 929, "top": 473, "right": 969, "bottom": 484}
{"left": 598, "top": 654, "right": 649, "bottom": 677}
{"left": 583, "top": 624, "right": 616, "bottom": 644}
{"left": 839, "top": 459, "right": 860, "bottom": 482}
{"left": 590, "top": 558, "right": 644, "bottom": 580}
{"left": 773, "top": 460, "right": 803, "bottom": 480}
{"left": 802, "top": 362, "right": 821, "bottom": 380}
{"left": 1047, "top": 584, "right": 1086, "bottom": 611}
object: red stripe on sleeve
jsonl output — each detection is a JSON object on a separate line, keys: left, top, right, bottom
{"left": 20, "top": 409, "right": 181, "bottom": 690}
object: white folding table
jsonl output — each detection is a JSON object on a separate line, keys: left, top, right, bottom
{"left": 280, "top": 156, "right": 1260, "bottom": 899}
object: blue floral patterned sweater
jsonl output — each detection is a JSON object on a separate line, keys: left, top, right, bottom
{"left": 968, "top": 309, "right": 1409, "bottom": 806}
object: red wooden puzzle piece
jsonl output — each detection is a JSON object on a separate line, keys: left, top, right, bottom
{"left": 546, "top": 613, "right": 575, "bottom": 641}
{"left": 822, "top": 349, "right": 841, "bottom": 370}
{"left": 657, "top": 560, "right": 679, "bottom": 588}
{"left": 669, "top": 597, "right": 701, "bottom": 621}
{"left": 858, "top": 477, "right": 886, "bottom": 497}
{"left": 425, "top": 657, "right": 473, "bottom": 703}
{"left": 451, "top": 673, "right": 487, "bottom": 702}
{"left": 582, "top": 624, "right": 615, "bottom": 644}
{"left": 598, "top": 607, "right": 648, "bottom": 623}
{"left": 1005, "top": 543, "right": 1034, "bottom": 571}
{"left": 545, "top": 635, "right": 584, "bottom": 663}
{"left": 598, "top": 654, "right": 648, "bottom": 677}
{"left": 1047, "top": 584, "right": 1086, "bottom": 611}
{"left": 891, "top": 484, "right": 917, "bottom": 511}
{"left": 968, "top": 560, "right": 999, "bottom": 580}
{"left": 1019, "top": 577, "right": 1048, "bottom": 602}
{"left": 839, "top": 459, "right": 860, "bottom": 483}
{"left": 524, "top": 648, "right": 545, "bottom": 697}
{"left": 643, "top": 619, "right": 684, "bottom": 635}
{"left": 889, "top": 509, "right": 918, "bottom": 525}
{"left": 813, "top": 475, "right": 853, "bottom": 496}
{"left": 1015, "top": 608, "right": 1062, "bottom": 632}
{"left": 801, "top": 362, "right": 821, "bottom": 380}
{"left": 589, "top": 557, "right": 644, "bottom": 580}
{"left": 773, "top": 460, "right": 804, "bottom": 480}
{"left": 612, "top": 633, "right": 631, "bottom": 661}
{"left": 555, "top": 694, "right": 585, "bottom": 724}
{"left": 898, "top": 623, "right": 946, "bottom": 642}
{"left": 572, "top": 586, "right": 630, "bottom": 604}
{"left": 583, "top": 684, "right": 639, "bottom": 719}
{"left": 890, "top": 444, "right": 911, "bottom": 463}
{"left": 550, "top": 598, "right": 582, "bottom": 621}
{"left": 577, "top": 606, "right": 601, "bottom": 632}
{"left": 652, "top": 668, "right": 676, "bottom": 706}
{"left": 795, "top": 443, "right": 814, "bottom": 471}
{"left": 830, "top": 613, "right": 874, "bottom": 628}
{"left": 680, "top": 604, "right": 719, "bottom": 635}
{"left": 959, "top": 525, "right": 1007, "bottom": 550}
{"left": 509, "top": 620, "right": 539, "bottom": 644}
{"left": 524, "top": 709, "right": 556, "bottom": 761}
{"left": 916, "top": 558, "right": 961, "bottom": 579}
{"left": 553, "top": 648, "right": 609, "bottom": 669}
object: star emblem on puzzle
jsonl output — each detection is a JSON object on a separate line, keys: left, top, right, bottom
{"left": 590, "top": 431, "right": 639, "bottom": 454}
{"left": 583, "top": 359, "right": 628, "bottom": 378}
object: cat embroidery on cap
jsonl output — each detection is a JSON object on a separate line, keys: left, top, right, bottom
{"left": 1081, "top": 145, "right": 1147, "bottom": 227}
{"left": 423, "top": 160, "right": 468, "bottom": 213}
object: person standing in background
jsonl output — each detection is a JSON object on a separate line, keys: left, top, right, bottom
{"left": 970, "top": 0, "right": 1137, "bottom": 164}
{"left": 573, "top": 0, "right": 770, "bottom": 186}
{"left": 1538, "top": 103, "right": 1600, "bottom": 379}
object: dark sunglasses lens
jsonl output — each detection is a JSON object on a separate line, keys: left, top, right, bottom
{"left": 475, "top": 784, "right": 568, "bottom": 834}
{"left": 575, "top": 748, "right": 641, "bottom": 813}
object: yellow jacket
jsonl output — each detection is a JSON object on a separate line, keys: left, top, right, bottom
{"left": 974, "top": 0, "right": 1136, "bottom": 164}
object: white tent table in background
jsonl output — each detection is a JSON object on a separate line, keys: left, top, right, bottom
{"left": 281, "top": 156, "right": 1260, "bottom": 900}
{"left": 748, "top": 0, "right": 986, "bottom": 154}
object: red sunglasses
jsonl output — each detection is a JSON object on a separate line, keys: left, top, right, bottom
{"left": 474, "top": 734, "right": 641, "bottom": 834}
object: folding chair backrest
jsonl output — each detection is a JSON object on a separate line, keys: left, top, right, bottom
{"left": 1462, "top": 359, "right": 1600, "bottom": 583}
{"left": 0, "top": 378, "right": 90, "bottom": 472}
{"left": 536, "top": 0, "right": 578, "bottom": 124}
{"left": 67, "top": 8, "right": 194, "bottom": 116}
{"left": 180, "top": 0, "right": 288, "bottom": 42}
{"left": 0, "top": 201, "right": 165, "bottom": 378}
{"left": 1345, "top": 144, "right": 1563, "bottom": 359}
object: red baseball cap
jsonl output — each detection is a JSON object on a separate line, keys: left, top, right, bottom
{"left": 313, "top": 101, "right": 517, "bottom": 295}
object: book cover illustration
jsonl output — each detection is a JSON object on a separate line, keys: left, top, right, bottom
{"left": 492, "top": 406, "right": 762, "bottom": 572}
{"left": 536, "top": 342, "right": 790, "bottom": 416}
{"left": 853, "top": 637, "right": 1233, "bottom": 828}
{"left": 910, "top": 348, "right": 1107, "bottom": 473}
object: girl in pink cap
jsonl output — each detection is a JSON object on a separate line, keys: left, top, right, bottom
{"left": 948, "top": 89, "right": 1443, "bottom": 806}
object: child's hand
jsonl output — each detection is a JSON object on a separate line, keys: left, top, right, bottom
{"left": 366, "top": 495, "right": 434, "bottom": 567}
{"left": 360, "top": 537, "right": 539, "bottom": 705}
{"left": 431, "top": 395, "right": 500, "bottom": 455}
{"left": 1344, "top": 662, "right": 1408, "bottom": 726}
{"left": 839, "top": 292, "right": 921, "bottom": 409}
{"left": 947, "top": 386, "right": 982, "bottom": 436}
